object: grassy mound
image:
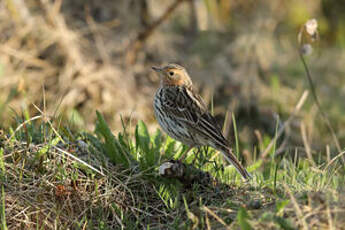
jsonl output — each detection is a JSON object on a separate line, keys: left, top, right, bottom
{"left": 1, "top": 111, "right": 344, "bottom": 229}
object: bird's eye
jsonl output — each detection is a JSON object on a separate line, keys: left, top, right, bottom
{"left": 169, "top": 71, "right": 174, "bottom": 76}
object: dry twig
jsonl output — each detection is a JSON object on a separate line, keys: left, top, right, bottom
{"left": 125, "top": 0, "right": 187, "bottom": 64}
{"left": 261, "top": 90, "right": 309, "bottom": 159}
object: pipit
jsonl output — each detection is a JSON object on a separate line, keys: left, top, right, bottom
{"left": 152, "top": 63, "right": 251, "bottom": 180}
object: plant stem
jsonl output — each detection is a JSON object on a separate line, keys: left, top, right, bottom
{"left": 298, "top": 51, "right": 343, "bottom": 157}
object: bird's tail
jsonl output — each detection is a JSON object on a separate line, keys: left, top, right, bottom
{"left": 220, "top": 147, "right": 252, "bottom": 180}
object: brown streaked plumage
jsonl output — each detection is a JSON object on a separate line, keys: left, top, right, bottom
{"left": 152, "top": 63, "right": 251, "bottom": 180}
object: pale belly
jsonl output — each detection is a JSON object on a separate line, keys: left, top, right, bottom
{"left": 153, "top": 97, "right": 195, "bottom": 146}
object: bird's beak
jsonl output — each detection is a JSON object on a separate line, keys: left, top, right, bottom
{"left": 152, "top": 66, "right": 162, "bottom": 72}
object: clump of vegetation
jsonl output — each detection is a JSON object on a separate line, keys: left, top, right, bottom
{"left": 1, "top": 110, "right": 344, "bottom": 229}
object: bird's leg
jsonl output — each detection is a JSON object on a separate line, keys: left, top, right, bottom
{"left": 179, "top": 145, "right": 194, "bottom": 161}
{"left": 192, "top": 147, "right": 202, "bottom": 165}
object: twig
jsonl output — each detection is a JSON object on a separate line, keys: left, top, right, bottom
{"left": 298, "top": 52, "right": 342, "bottom": 154}
{"left": 53, "top": 146, "right": 105, "bottom": 176}
{"left": 125, "top": 0, "right": 186, "bottom": 64}
{"left": 6, "top": 115, "right": 43, "bottom": 144}
{"left": 300, "top": 122, "right": 316, "bottom": 167}
{"left": 85, "top": 6, "right": 111, "bottom": 65}
{"left": 324, "top": 150, "right": 345, "bottom": 170}
{"left": 326, "top": 201, "right": 335, "bottom": 230}
{"left": 202, "top": 206, "right": 231, "bottom": 230}
{"left": 261, "top": 90, "right": 309, "bottom": 159}
{"left": 32, "top": 103, "right": 65, "bottom": 145}
{"left": 283, "top": 184, "right": 309, "bottom": 230}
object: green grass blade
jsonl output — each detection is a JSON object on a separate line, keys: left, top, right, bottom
{"left": 232, "top": 113, "right": 240, "bottom": 159}
{"left": 136, "top": 120, "right": 158, "bottom": 169}
{"left": 0, "top": 148, "right": 8, "bottom": 230}
{"left": 237, "top": 207, "right": 252, "bottom": 230}
{"left": 95, "top": 111, "right": 131, "bottom": 167}
{"left": 135, "top": 120, "right": 150, "bottom": 154}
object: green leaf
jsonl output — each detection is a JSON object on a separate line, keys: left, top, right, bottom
{"left": 118, "top": 133, "right": 131, "bottom": 155}
{"left": 163, "top": 136, "right": 176, "bottom": 159}
{"left": 276, "top": 200, "right": 290, "bottom": 216}
{"left": 247, "top": 159, "right": 262, "bottom": 171}
{"left": 260, "top": 211, "right": 295, "bottom": 230}
{"left": 37, "top": 144, "right": 49, "bottom": 158}
{"left": 237, "top": 207, "right": 252, "bottom": 230}
{"left": 95, "top": 111, "right": 131, "bottom": 167}
{"left": 135, "top": 121, "right": 159, "bottom": 169}
{"left": 273, "top": 216, "right": 295, "bottom": 230}
{"left": 152, "top": 129, "right": 162, "bottom": 154}
{"left": 36, "top": 137, "right": 60, "bottom": 158}
{"left": 51, "top": 136, "right": 60, "bottom": 146}
{"left": 135, "top": 121, "right": 150, "bottom": 153}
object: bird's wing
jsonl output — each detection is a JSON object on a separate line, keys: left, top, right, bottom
{"left": 161, "top": 86, "right": 251, "bottom": 180}
{"left": 161, "top": 86, "right": 228, "bottom": 148}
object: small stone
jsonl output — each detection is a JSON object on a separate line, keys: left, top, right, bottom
{"left": 159, "top": 162, "right": 174, "bottom": 176}
{"left": 248, "top": 199, "right": 262, "bottom": 209}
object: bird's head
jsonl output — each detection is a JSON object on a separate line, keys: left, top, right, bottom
{"left": 152, "top": 63, "right": 193, "bottom": 87}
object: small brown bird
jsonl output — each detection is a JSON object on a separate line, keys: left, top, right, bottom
{"left": 152, "top": 63, "right": 251, "bottom": 180}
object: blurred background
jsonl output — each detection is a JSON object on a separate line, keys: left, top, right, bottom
{"left": 0, "top": 0, "right": 344, "bottom": 154}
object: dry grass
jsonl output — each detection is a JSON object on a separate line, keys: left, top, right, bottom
{"left": 1, "top": 114, "right": 345, "bottom": 229}
{"left": 0, "top": 0, "right": 153, "bottom": 131}
{"left": 2, "top": 133, "right": 170, "bottom": 229}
